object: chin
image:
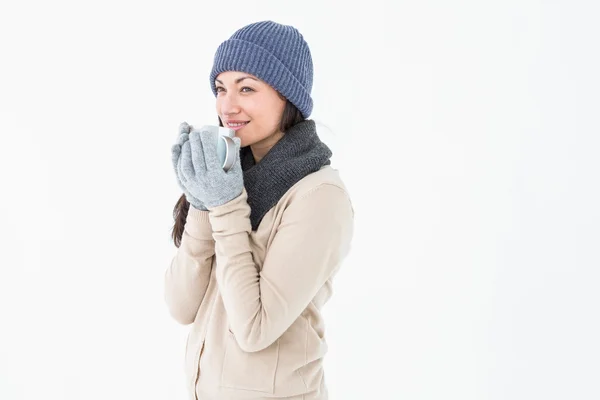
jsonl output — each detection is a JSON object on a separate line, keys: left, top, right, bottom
{"left": 236, "top": 133, "right": 257, "bottom": 149}
{"left": 237, "top": 137, "right": 249, "bottom": 148}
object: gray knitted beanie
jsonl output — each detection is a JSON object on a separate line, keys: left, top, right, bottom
{"left": 209, "top": 20, "right": 314, "bottom": 118}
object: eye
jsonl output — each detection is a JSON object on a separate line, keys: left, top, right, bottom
{"left": 241, "top": 87, "right": 255, "bottom": 93}
{"left": 216, "top": 86, "right": 225, "bottom": 93}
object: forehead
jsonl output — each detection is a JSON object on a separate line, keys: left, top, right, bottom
{"left": 215, "top": 71, "right": 260, "bottom": 82}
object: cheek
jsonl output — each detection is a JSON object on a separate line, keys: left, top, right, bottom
{"left": 258, "top": 99, "right": 283, "bottom": 124}
{"left": 215, "top": 99, "right": 223, "bottom": 117}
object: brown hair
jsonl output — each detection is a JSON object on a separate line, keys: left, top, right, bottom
{"left": 171, "top": 99, "right": 304, "bottom": 247}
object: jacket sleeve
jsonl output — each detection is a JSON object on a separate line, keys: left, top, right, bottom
{"left": 208, "top": 184, "right": 354, "bottom": 352}
{"left": 164, "top": 208, "right": 215, "bottom": 325}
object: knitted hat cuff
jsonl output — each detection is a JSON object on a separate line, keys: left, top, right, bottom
{"left": 209, "top": 38, "right": 313, "bottom": 119}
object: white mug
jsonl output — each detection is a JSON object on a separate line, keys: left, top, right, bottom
{"left": 191, "top": 125, "right": 237, "bottom": 172}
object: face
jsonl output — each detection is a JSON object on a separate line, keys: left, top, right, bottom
{"left": 215, "top": 71, "right": 286, "bottom": 150}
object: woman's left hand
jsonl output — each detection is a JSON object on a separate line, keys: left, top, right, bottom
{"left": 180, "top": 129, "right": 244, "bottom": 208}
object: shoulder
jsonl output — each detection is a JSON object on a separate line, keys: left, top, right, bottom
{"left": 281, "top": 166, "right": 354, "bottom": 217}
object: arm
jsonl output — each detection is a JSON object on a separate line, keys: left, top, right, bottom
{"left": 209, "top": 184, "right": 354, "bottom": 352}
{"left": 164, "top": 208, "right": 215, "bottom": 325}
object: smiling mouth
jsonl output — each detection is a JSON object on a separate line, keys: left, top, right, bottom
{"left": 227, "top": 121, "right": 249, "bottom": 130}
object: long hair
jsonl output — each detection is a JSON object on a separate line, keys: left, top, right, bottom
{"left": 171, "top": 99, "right": 304, "bottom": 247}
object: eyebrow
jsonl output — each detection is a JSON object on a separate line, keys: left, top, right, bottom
{"left": 215, "top": 76, "right": 259, "bottom": 85}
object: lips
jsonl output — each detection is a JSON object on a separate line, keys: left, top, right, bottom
{"left": 226, "top": 121, "right": 249, "bottom": 131}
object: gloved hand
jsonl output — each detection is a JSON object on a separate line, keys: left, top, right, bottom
{"left": 171, "top": 122, "right": 208, "bottom": 211}
{"left": 179, "top": 128, "right": 244, "bottom": 209}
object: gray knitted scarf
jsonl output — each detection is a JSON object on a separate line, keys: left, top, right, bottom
{"left": 240, "top": 119, "right": 332, "bottom": 231}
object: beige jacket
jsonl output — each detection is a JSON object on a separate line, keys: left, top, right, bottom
{"left": 164, "top": 166, "right": 354, "bottom": 400}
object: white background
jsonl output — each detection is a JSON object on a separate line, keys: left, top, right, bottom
{"left": 1, "top": 1, "right": 599, "bottom": 399}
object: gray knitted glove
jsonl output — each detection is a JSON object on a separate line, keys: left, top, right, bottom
{"left": 171, "top": 122, "right": 208, "bottom": 210}
{"left": 179, "top": 129, "right": 244, "bottom": 208}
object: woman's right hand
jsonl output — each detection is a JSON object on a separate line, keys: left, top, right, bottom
{"left": 171, "top": 122, "right": 208, "bottom": 211}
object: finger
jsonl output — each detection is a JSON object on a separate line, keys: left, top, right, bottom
{"left": 230, "top": 137, "right": 243, "bottom": 173}
{"left": 171, "top": 143, "right": 182, "bottom": 176}
{"left": 172, "top": 134, "right": 191, "bottom": 177}
{"left": 233, "top": 137, "right": 242, "bottom": 156}
{"left": 180, "top": 140, "right": 195, "bottom": 181}
{"left": 189, "top": 131, "right": 207, "bottom": 172}
{"left": 176, "top": 132, "right": 189, "bottom": 147}
{"left": 179, "top": 121, "right": 192, "bottom": 135}
{"left": 230, "top": 136, "right": 242, "bottom": 164}
{"left": 200, "top": 131, "right": 221, "bottom": 170}
{"left": 176, "top": 153, "right": 188, "bottom": 185}
{"left": 174, "top": 156, "right": 187, "bottom": 189}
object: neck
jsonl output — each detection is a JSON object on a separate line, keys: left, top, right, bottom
{"left": 240, "top": 119, "right": 333, "bottom": 231}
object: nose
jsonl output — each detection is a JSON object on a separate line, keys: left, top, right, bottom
{"left": 218, "top": 91, "right": 241, "bottom": 116}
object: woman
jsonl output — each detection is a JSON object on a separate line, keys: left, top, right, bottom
{"left": 165, "top": 20, "right": 354, "bottom": 400}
